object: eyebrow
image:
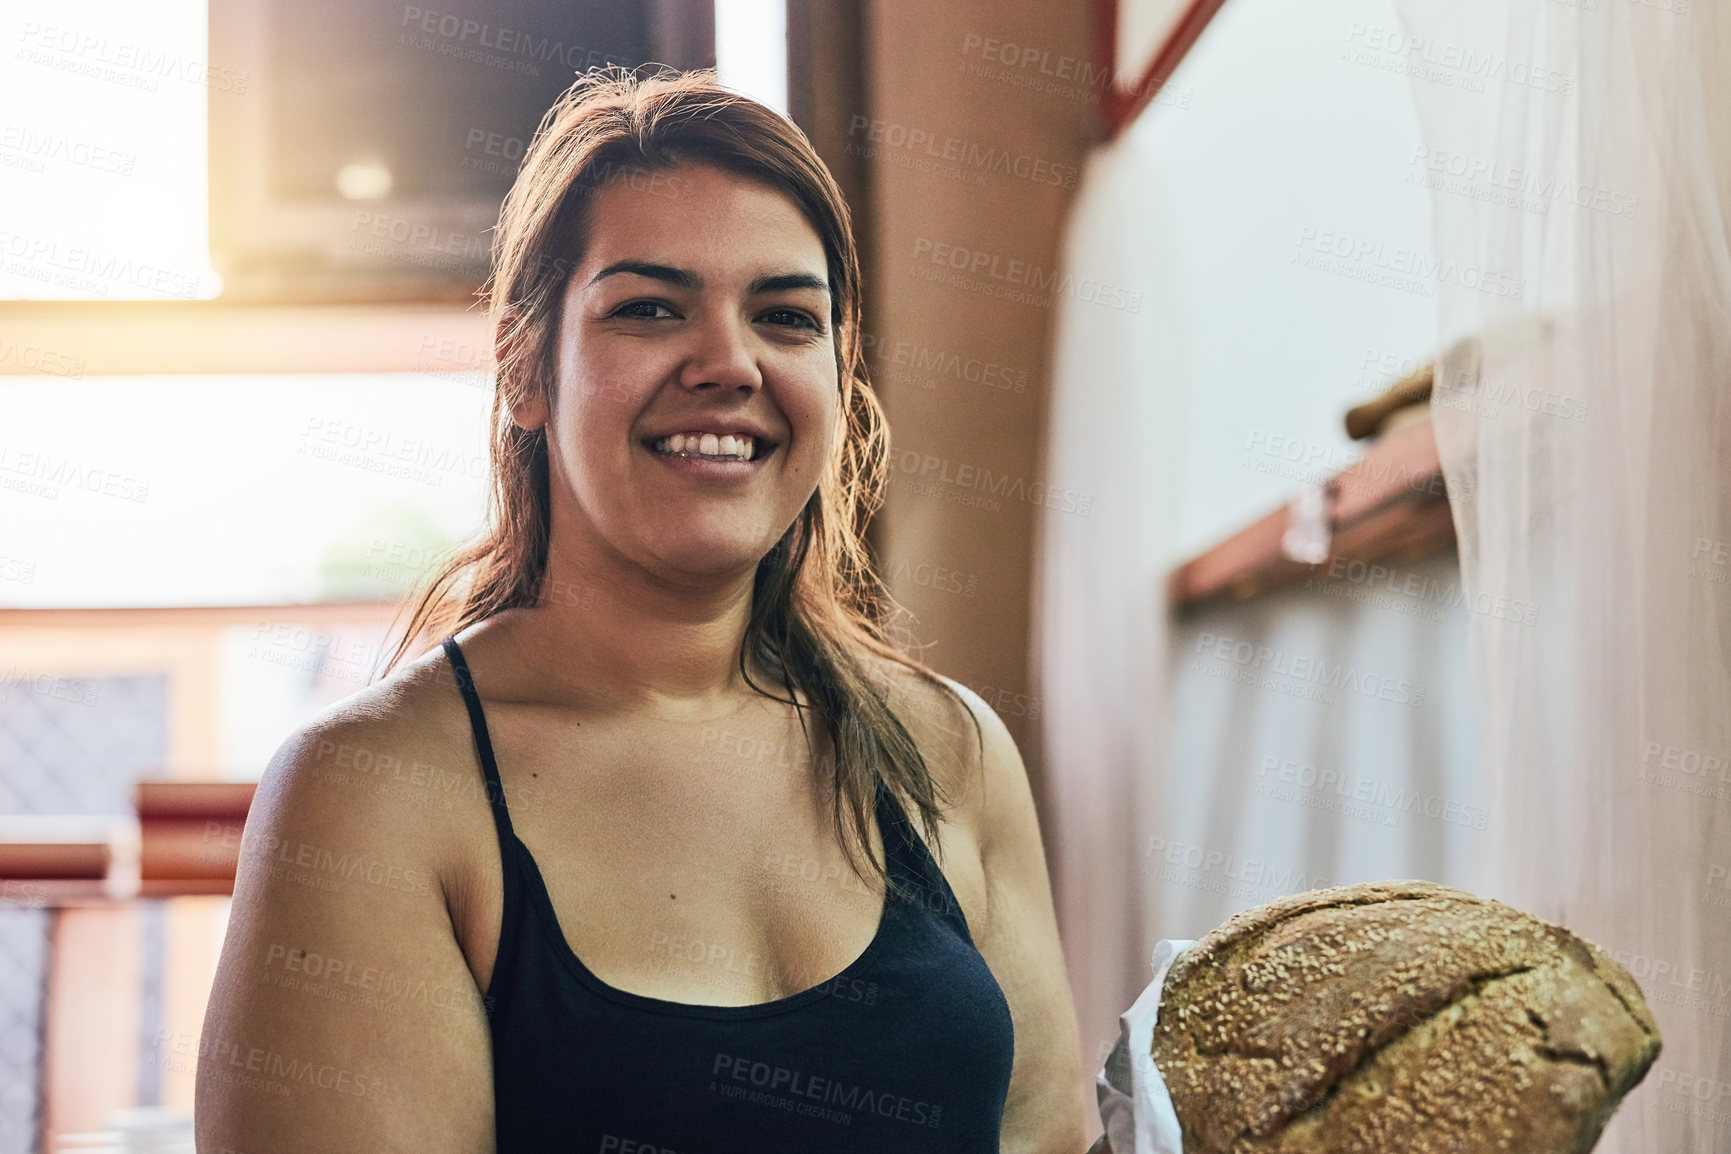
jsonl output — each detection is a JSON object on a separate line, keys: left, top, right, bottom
{"left": 587, "top": 260, "right": 830, "bottom": 297}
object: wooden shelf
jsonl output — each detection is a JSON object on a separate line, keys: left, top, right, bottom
{"left": 1168, "top": 416, "right": 1458, "bottom": 612}
{"left": 0, "top": 781, "right": 257, "bottom": 905}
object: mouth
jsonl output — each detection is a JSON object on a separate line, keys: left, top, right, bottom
{"left": 643, "top": 431, "right": 776, "bottom": 464}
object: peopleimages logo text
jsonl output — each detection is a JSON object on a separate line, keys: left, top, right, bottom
{"left": 712, "top": 1054, "right": 942, "bottom": 1127}
{"left": 1293, "top": 227, "right": 1526, "bottom": 299}
{"left": 912, "top": 237, "right": 1143, "bottom": 313}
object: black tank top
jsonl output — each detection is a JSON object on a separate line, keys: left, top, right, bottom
{"left": 442, "top": 635, "right": 1016, "bottom": 1152}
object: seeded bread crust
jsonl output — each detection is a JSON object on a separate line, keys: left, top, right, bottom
{"left": 1150, "top": 881, "right": 1660, "bottom": 1154}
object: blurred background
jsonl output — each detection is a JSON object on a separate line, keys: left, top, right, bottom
{"left": 3, "top": 0, "right": 1725, "bottom": 1150}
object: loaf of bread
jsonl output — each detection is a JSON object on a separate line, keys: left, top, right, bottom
{"left": 1150, "top": 881, "right": 1660, "bottom": 1153}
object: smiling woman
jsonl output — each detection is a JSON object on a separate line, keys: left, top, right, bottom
{"left": 196, "top": 68, "right": 1085, "bottom": 1154}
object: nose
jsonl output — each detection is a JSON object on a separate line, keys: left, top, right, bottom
{"left": 677, "top": 312, "right": 763, "bottom": 394}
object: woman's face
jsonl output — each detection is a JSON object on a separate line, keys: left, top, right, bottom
{"left": 519, "top": 162, "right": 841, "bottom": 586}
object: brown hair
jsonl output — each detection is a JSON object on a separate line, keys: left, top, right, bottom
{"left": 377, "top": 67, "right": 980, "bottom": 886}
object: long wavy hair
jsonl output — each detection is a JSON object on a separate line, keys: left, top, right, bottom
{"left": 377, "top": 67, "right": 980, "bottom": 886}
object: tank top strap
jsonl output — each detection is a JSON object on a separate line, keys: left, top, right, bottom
{"left": 442, "top": 635, "right": 516, "bottom": 847}
{"left": 871, "top": 775, "right": 976, "bottom": 945}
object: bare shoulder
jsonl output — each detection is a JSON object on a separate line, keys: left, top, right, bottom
{"left": 196, "top": 641, "right": 497, "bottom": 1153}
{"left": 238, "top": 646, "right": 493, "bottom": 902}
{"left": 872, "top": 656, "right": 1025, "bottom": 847}
{"left": 247, "top": 644, "right": 478, "bottom": 849}
{"left": 284, "top": 638, "right": 469, "bottom": 757}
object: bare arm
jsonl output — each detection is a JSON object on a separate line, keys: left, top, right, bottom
{"left": 195, "top": 712, "right": 494, "bottom": 1153}
{"left": 941, "top": 680, "right": 1089, "bottom": 1154}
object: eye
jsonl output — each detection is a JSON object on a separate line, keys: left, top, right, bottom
{"left": 611, "top": 300, "right": 676, "bottom": 320}
{"left": 760, "top": 308, "right": 822, "bottom": 332}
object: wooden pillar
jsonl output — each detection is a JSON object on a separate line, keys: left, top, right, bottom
{"left": 860, "top": 0, "right": 1098, "bottom": 799}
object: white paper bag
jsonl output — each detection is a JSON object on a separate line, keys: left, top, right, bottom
{"left": 1094, "top": 939, "right": 1194, "bottom": 1154}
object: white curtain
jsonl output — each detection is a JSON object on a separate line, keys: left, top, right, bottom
{"left": 1158, "top": 555, "right": 1487, "bottom": 943}
{"left": 1032, "top": 136, "right": 1188, "bottom": 1086}
{"left": 1393, "top": 2, "right": 1731, "bottom": 1150}
{"left": 1034, "top": 0, "right": 1462, "bottom": 1098}
{"left": 1034, "top": 0, "right": 1463, "bottom": 1099}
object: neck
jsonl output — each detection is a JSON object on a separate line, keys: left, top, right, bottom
{"left": 497, "top": 532, "right": 777, "bottom": 714}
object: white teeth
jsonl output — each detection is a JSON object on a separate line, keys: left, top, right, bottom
{"left": 651, "top": 432, "right": 760, "bottom": 461}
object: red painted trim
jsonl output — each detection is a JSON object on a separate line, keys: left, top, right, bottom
{"left": 1094, "top": 0, "right": 1119, "bottom": 140}
{"left": 1101, "top": 0, "right": 1232, "bottom": 141}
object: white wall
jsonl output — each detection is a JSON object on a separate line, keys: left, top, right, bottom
{"left": 1127, "top": 0, "right": 1438, "bottom": 559}
{"left": 1038, "top": 0, "right": 1472, "bottom": 1089}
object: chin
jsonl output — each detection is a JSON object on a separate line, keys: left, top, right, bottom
{"left": 651, "top": 540, "right": 771, "bottom": 580}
